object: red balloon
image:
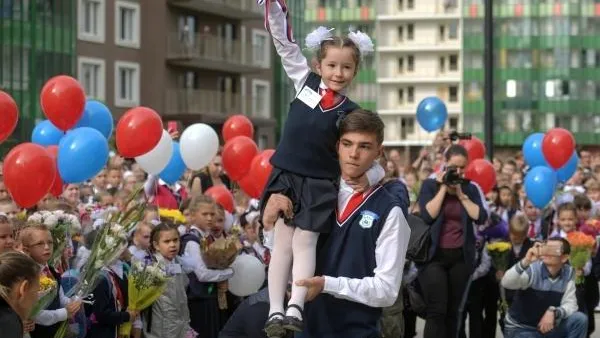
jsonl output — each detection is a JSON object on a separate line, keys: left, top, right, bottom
{"left": 459, "top": 137, "right": 486, "bottom": 162}
{"left": 222, "top": 115, "right": 254, "bottom": 143}
{"left": 238, "top": 149, "right": 275, "bottom": 198}
{"left": 3, "top": 143, "right": 56, "bottom": 208}
{"left": 40, "top": 75, "right": 85, "bottom": 131}
{"left": 222, "top": 136, "right": 258, "bottom": 181}
{"left": 116, "top": 107, "right": 163, "bottom": 158}
{"left": 465, "top": 159, "right": 496, "bottom": 195}
{"left": 45, "top": 146, "right": 63, "bottom": 197}
{"left": 542, "top": 128, "right": 575, "bottom": 169}
{"left": 0, "top": 91, "right": 18, "bottom": 143}
{"left": 237, "top": 174, "right": 261, "bottom": 199}
{"left": 205, "top": 186, "right": 235, "bottom": 213}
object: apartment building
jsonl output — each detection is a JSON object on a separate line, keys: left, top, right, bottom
{"left": 76, "top": 0, "right": 277, "bottom": 148}
{"left": 376, "top": 0, "right": 461, "bottom": 149}
{"left": 0, "top": 0, "right": 76, "bottom": 151}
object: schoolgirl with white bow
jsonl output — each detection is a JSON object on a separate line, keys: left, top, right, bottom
{"left": 258, "top": 0, "right": 384, "bottom": 337}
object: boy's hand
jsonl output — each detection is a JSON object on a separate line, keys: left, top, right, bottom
{"left": 346, "top": 174, "right": 369, "bottom": 193}
{"left": 127, "top": 310, "right": 140, "bottom": 322}
{"left": 66, "top": 300, "right": 82, "bottom": 318}
{"left": 23, "top": 320, "right": 35, "bottom": 333}
{"left": 262, "top": 194, "right": 293, "bottom": 230}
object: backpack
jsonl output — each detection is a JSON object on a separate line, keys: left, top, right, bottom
{"left": 406, "top": 213, "right": 431, "bottom": 264}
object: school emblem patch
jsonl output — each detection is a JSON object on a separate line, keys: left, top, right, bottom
{"left": 359, "top": 211, "right": 379, "bottom": 229}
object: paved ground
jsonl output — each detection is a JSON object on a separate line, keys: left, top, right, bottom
{"left": 414, "top": 314, "right": 600, "bottom": 337}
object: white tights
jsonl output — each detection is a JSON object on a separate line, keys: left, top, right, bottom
{"left": 267, "top": 218, "right": 319, "bottom": 320}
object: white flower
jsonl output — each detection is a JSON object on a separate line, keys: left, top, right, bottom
{"left": 104, "top": 236, "right": 116, "bottom": 248}
{"left": 110, "top": 224, "right": 124, "bottom": 234}
{"left": 44, "top": 215, "right": 58, "bottom": 228}
{"left": 54, "top": 210, "right": 64, "bottom": 216}
{"left": 28, "top": 213, "right": 42, "bottom": 223}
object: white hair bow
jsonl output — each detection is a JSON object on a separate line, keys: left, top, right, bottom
{"left": 348, "top": 30, "right": 375, "bottom": 56}
{"left": 305, "top": 26, "right": 335, "bottom": 51}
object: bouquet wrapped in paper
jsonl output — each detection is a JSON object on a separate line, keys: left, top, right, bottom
{"left": 486, "top": 241, "right": 512, "bottom": 311}
{"left": 566, "top": 231, "right": 596, "bottom": 284}
{"left": 118, "top": 259, "right": 169, "bottom": 336}
{"left": 30, "top": 276, "right": 58, "bottom": 318}
{"left": 201, "top": 230, "right": 241, "bottom": 309}
{"left": 28, "top": 210, "right": 81, "bottom": 267}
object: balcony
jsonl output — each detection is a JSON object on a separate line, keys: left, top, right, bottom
{"left": 164, "top": 89, "right": 254, "bottom": 122}
{"left": 167, "top": 34, "right": 267, "bottom": 74}
{"left": 167, "top": 0, "right": 262, "bottom": 20}
{"left": 378, "top": 40, "right": 461, "bottom": 52}
{"left": 378, "top": 73, "right": 461, "bottom": 84}
{"left": 378, "top": 5, "right": 460, "bottom": 20}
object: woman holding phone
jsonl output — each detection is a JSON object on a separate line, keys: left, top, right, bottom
{"left": 189, "top": 149, "right": 231, "bottom": 195}
{"left": 417, "top": 144, "right": 488, "bottom": 338}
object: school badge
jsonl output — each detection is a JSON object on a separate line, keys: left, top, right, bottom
{"left": 359, "top": 211, "right": 379, "bottom": 229}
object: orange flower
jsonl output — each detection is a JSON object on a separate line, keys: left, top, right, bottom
{"left": 566, "top": 231, "right": 596, "bottom": 249}
{"left": 586, "top": 219, "right": 600, "bottom": 232}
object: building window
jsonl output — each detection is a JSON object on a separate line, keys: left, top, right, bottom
{"left": 398, "top": 88, "right": 404, "bottom": 103}
{"left": 258, "top": 134, "right": 268, "bottom": 150}
{"left": 252, "top": 80, "right": 270, "bottom": 119}
{"left": 407, "top": 86, "right": 415, "bottom": 103}
{"left": 115, "top": 1, "right": 140, "bottom": 48}
{"left": 439, "top": 56, "right": 445, "bottom": 72}
{"left": 448, "top": 22, "right": 458, "bottom": 39}
{"left": 398, "top": 57, "right": 404, "bottom": 73}
{"left": 407, "top": 0, "right": 414, "bottom": 9}
{"left": 252, "top": 29, "right": 271, "bottom": 68}
{"left": 114, "top": 61, "right": 140, "bottom": 107}
{"left": 449, "top": 54, "right": 458, "bottom": 71}
{"left": 407, "top": 55, "right": 414, "bottom": 71}
{"left": 407, "top": 24, "right": 414, "bottom": 40}
{"left": 78, "top": 57, "right": 105, "bottom": 100}
{"left": 439, "top": 25, "right": 445, "bottom": 41}
{"left": 449, "top": 86, "right": 458, "bottom": 102}
{"left": 398, "top": 26, "right": 403, "bottom": 41}
{"left": 78, "top": 0, "right": 105, "bottom": 43}
{"left": 398, "top": 0, "right": 403, "bottom": 10}
{"left": 1, "top": 48, "right": 29, "bottom": 90}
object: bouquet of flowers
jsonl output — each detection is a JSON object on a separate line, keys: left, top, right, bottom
{"left": 566, "top": 231, "right": 596, "bottom": 284}
{"left": 30, "top": 276, "right": 58, "bottom": 318}
{"left": 55, "top": 223, "right": 130, "bottom": 338}
{"left": 28, "top": 210, "right": 81, "bottom": 267}
{"left": 103, "top": 187, "right": 147, "bottom": 233}
{"left": 201, "top": 232, "right": 241, "bottom": 309}
{"left": 582, "top": 219, "right": 600, "bottom": 237}
{"left": 159, "top": 208, "right": 187, "bottom": 224}
{"left": 118, "top": 259, "right": 169, "bottom": 336}
{"left": 486, "top": 241, "right": 512, "bottom": 311}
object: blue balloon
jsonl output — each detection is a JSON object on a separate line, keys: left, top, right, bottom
{"left": 416, "top": 97, "right": 448, "bottom": 132}
{"left": 75, "top": 100, "right": 114, "bottom": 139}
{"left": 525, "top": 166, "right": 557, "bottom": 209}
{"left": 522, "top": 133, "right": 549, "bottom": 168}
{"left": 58, "top": 127, "right": 109, "bottom": 183}
{"left": 556, "top": 152, "right": 579, "bottom": 183}
{"left": 159, "top": 142, "right": 186, "bottom": 185}
{"left": 32, "top": 120, "right": 64, "bottom": 146}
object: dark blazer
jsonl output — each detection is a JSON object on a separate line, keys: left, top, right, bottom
{"left": 417, "top": 178, "right": 488, "bottom": 271}
{"left": 85, "top": 271, "right": 130, "bottom": 338}
{"left": 0, "top": 297, "right": 23, "bottom": 338}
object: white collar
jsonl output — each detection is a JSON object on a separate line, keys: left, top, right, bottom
{"left": 190, "top": 225, "right": 208, "bottom": 237}
{"left": 318, "top": 80, "right": 347, "bottom": 95}
{"left": 339, "top": 179, "right": 355, "bottom": 194}
{"left": 106, "top": 260, "right": 124, "bottom": 279}
{"left": 158, "top": 179, "right": 182, "bottom": 191}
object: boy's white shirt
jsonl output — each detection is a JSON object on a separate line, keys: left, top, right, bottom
{"left": 34, "top": 264, "right": 74, "bottom": 326}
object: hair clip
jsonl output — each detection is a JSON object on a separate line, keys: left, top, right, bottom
{"left": 305, "top": 26, "right": 335, "bottom": 51}
{"left": 347, "top": 30, "right": 375, "bottom": 57}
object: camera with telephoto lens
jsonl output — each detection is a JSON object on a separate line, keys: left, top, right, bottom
{"left": 443, "top": 166, "right": 469, "bottom": 185}
{"left": 448, "top": 131, "right": 472, "bottom": 142}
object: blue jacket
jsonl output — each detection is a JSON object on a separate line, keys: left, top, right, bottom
{"left": 417, "top": 178, "right": 488, "bottom": 271}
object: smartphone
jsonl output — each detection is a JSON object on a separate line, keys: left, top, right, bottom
{"left": 540, "top": 242, "right": 562, "bottom": 257}
{"left": 167, "top": 121, "right": 179, "bottom": 134}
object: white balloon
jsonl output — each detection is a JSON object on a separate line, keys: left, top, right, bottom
{"left": 135, "top": 130, "right": 173, "bottom": 175}
{"left": 180, "top": 123, "right": 219, "bottom": 170}
{"left": 228, "top": 254, "right": 266, "bottom": 297}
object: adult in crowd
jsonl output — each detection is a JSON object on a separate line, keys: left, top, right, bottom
{"left": 501, "top": 238, "right": 587, "bottom": 338}
{"left": 265, "top": 109, "right": 411, "bottom": 337}
{"left": 189, "top": 151, "right": 232, "bottom": 195}
{"left": 0, "top": 251, "right": 41, "bottom": 338}
{"left": 417, "top": 144, "right": 488, "bottom": 338}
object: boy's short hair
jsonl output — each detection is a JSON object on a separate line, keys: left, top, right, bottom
{"left": 509, "top": 214, "right": 528, "bottom": 234}
{"left": 340, "top": 109, "right": 385, "bottom": 145}
{"left": 573, "top": 194, "right": 592, "bottom": 210}
{"left": 17, "top": 223, "right": 50, "bottom": 246}
{"left": 557, "top": 202, "right": 577, "bottom": 216}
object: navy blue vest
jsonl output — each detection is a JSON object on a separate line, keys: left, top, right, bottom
{"left": 270, "top": 72, "right": 359, "bottom": 179}
{"left": 301, "top": 185, "right": 400, "bottom": 338}
{"left": 508, "top": 262, "right": 573, "bottom": 328}
{"left": 181, "top": 230, "right": 215, "bottom": 300}
{"left": 31, "top": 267, "right": 62, "bottom": 338}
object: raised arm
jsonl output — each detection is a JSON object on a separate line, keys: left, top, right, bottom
{"left": 264, "top": 0, "right": 310, "bottom": 92}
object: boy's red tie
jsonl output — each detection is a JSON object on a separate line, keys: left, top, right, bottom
{"left": 339, "top": 192, "right": 364, "bottom": 222}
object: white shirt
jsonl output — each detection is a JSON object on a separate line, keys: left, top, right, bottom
{"left": 323, "top": 180, "right": 411, "bottom": 308}
{"left": 128, "top": 245, "right": 148, "bottom": 261}
{"left": 34, "top": 265, "right": 73, "bottom": 326}
{"left": 183, "top": 226, "right": 233, "bottom": 282}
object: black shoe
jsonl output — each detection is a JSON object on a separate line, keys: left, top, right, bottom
{"left": 264, "top": 312, "right": 286, "bottom": 338}
{"left": 282, "top": 304, "right": 304, "bottom": 332}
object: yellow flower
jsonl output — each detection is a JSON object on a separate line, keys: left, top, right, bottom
{"left": 39, "top": 276, "right": 57, "bottom": 291}
{"left": 158, "top": 209, "right": 187, "bottom": 224}
{"left": 487, "top": 241, "right": 512, "bottom": 252}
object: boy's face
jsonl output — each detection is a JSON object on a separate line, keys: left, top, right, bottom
{"left": 524, "top": 200, "right": 540, "bottom": 221}
{"left": 93, "top": 170, "right": 107, "bottom": 189}
{"left": 588, "top": 189, "right": 600, "bottom": 202}
{"left": 194, "top": 204, "right": 215, "bottom": 231}
{"left": 23, "top": 229, "right": 53, "bottom": 264}
{"left": 0, "top": 222, "right": 14, "bottom": 253}
{"left": 0, "top": 202, "right": 20, "bottom": 219}
{"left": 100, "top": 195, "right": 114, "bottom": 208}
{"left": 211, "top": 211, "right": 225, "bottom": 236}
{"left": 108, "top": 170, "right": 121, "bottom": 188}
{"left": 558, "top": 210, "right": 577, "bottom": 233}
{"left": 509, "top": 231, "right": 526, "bottom": 245}
{"left": 576, "top": 205, "right": 591, "bottom": 221}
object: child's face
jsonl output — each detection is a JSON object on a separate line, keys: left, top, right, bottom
{"left": 0, "top": 181, "right": 8, "bottom": 200}
{"left": 194, "top": 203, "right": 215, "bottom": 231}
{"left": 588, "top": 189, "right": 600, "bottom": 202}
{"left": 0, "top": 222, "right": 14, "bottom": 253}
{"left": 144, "top": 210, "right": 159, "bottom": 224}
{"left": 211, "top": 211, "right": 225, "bottom": 236}
{"left": 23, "top": 229, "right": 53, "bottom": 264}
{"left": 108, "top": 170, "right": 121, "bottom": 187}
{"left": 135, "top": 225, "right": 152, "bottom": 250}
{"left": 499, "top": 189, "right": 513, "bottom": 207}
{"left": 244, "top": 222, "right": 258, "bottom": 243}
{"left": 486, "top": 190, "right": 498, "bottom": 203}
{"left": 509, "top": 231, "right": 526, "bottom": 245}
{"left": 153, "top": 229, "right": 180, "bottom": 260}
{"left": 183, "top": 208, "right": 194, "bottom": 226}
{"left": 576, "top": 206, "right": 591, "bottom": 222}
{"left": 524, "top": 200, "right": 540, "bottom": 221}
{"left": 62, "top": 184, "right": 80, "bottom": 205}
{"left": 93, "top": 170, "right": 107, "bottom": 189}
{"left": 405, "top": 174, "right": 417, "bottom": 188}
{"left": 0, "top": 202, "right": 19, "bottom": 219}
{"left": 315, "top": 46, "right": 357, "bottom": 92}
{"left": 558, "top": 210, "right": 577, "bottom": 233}
{"left": 100, "top": 195, "right": 114, "bottom": 207}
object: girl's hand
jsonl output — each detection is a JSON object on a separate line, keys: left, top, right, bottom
{"left": 346, "top": 174, "right": 369, "bottom": 193}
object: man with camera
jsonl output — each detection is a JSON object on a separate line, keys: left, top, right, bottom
{"left": 501, "top": 238, "right": 587, "bottom": 338}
